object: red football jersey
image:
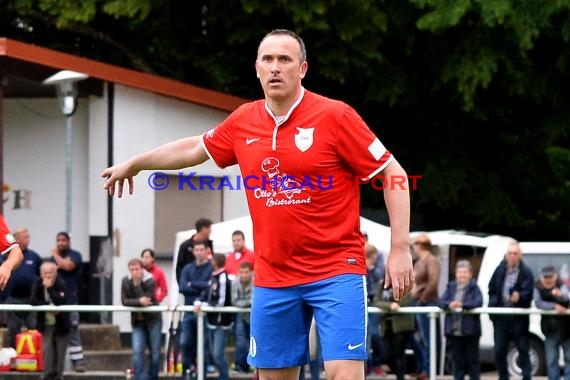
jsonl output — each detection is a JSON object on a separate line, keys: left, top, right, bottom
{"left": 202, "top": 89, "right": 392, "bottom": 287}
{"left": 0, "top": 215, "right": 18, "bottom": 255}
{"left": 225, "top": 248, "right": 255, "bottom": 276}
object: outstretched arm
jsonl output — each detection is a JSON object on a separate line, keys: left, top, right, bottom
{"left": 0, "top": 246, "right": 23, "bottom": 290}
{"left": 101, "top": 135, "right": 208, "bottom": 197}
{"left": 381, "top": 158, "right": 413, "bottom": 301}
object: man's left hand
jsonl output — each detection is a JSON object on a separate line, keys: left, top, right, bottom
{"left": 384, "top": 246, "right": 414, "bottom": 301}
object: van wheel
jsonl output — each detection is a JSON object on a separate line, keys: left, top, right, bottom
{"left": 507, "top": 338, "right": 546, "bottom": 376}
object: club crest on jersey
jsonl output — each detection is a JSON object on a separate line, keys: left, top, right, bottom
{"left": 295, "top": 127, "right": 314, "bottom": 152}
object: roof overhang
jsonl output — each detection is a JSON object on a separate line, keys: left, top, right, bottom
{"left": 0, "top": 38, "right": 248, "bottom": 112}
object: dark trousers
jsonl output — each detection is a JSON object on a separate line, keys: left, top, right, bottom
{"left": 367, "top": 312, "right": 382, "bottom": 368}
{"left": 493, "top": 316, "right": 531, "bottom": 380}
{"left": 448, "top": 335, "right": 480, "bottom": 380}
{"left": 383, "top": 326, "right": 412, "bottom": 380}
{"left": 5, "top": 296, "right": 37, "bottom": 348}
{"left": 43, "top": 325, "right": 69, "bottom": 380}
{"left": 234, "top": 314, "right": 250, "bottom": 372}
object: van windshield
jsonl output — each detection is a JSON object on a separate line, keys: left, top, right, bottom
{"left": 522, "top": 253, "right": 570, "bottom": 283}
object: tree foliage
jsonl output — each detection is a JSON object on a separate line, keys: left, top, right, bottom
{"left": 1, "top": 0, "right": 569, "bottom": 239}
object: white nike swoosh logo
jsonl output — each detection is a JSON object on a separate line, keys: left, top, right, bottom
{"left": 246, "top": 137, "right": 261, "bottom": 145}
{"left": 347, "top": 343, "right": 363, "bottom": 350}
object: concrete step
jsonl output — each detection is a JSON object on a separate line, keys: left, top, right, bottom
{"left": 83, "top": 347, "right": 237, "bottom": 372}
{"left": 80, "top": 324, "right": 122, "bottom": 351}
{"left": 0, "top": 324, "right": 122, "bottom": 351}
{"left": 84, "top": 349, "right": 134, "bottom": 372}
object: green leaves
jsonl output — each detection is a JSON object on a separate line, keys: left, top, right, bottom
{"left": 2, "top": 0, "right": 569, "bottom": 238}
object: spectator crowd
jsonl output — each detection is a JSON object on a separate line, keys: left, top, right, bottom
{"left": 2, "top": 216, "right": 570, "bottom": 380}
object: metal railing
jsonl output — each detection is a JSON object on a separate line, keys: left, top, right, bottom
{"left": 0, "top": 304, "right": 561, "bottom": 380}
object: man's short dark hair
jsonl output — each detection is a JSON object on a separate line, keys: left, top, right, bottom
{"left": 57, "top": 231, "right": 70, "bottom": 240}
{"left": 195, "top": 218, "right": 213, "bottom": 232}
{"left": 239, "top": 261, "right": 253, "bottom": 271}
{"left": 213, "top": 253, "right": 226, "bottom": 268}
{"left": 259, "top": 29, "right": 307, "bottom": 63}
{"left": 128, "top": 258, "right": 143, "bottom": 268}
{"left": 232, "top": 230, "right": 245, "bottom": 239}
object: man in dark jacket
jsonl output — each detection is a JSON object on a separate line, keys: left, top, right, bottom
{"left": 194, "top": 253, "right": 232, "bottom": 380}
{"left": 488, "top": 241, "right": 534, "bottom": 380}
{"left": 534, "top": 265, "right": 570, "bottom": 380}
{"left": 50, "top": 231, "right": 85, "bottom": 372}
{"left": 439, "top": 260, "right": 483, "bottom": 380}
{"left": 30, "top": 261, "right": 70, "bottom": 380}
{"left": 175, "top": 218, "right": 213, "bottom": 284}
{"left": 178, "top": 240, "right": 213, "bottom": 376}
{"left": 3, "top": 227, "right": 42, "bottom": 348}
{"left": 121, "top": 258, "right": 162, "bottom": 380}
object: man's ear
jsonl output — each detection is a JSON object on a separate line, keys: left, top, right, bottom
{"left": 299, "top": 61, "right": 308, "bottom": 79}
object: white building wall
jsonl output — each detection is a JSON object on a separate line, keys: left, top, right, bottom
{"left": 110, "top": 85, "right": 248, "bottom": 332}
{"left": 4, "top": 98, "right": 90, "bottom": 257}
{"left": 88, "top": 91, "right": 109, "bottom": 237}
{"left": 3, "top": 85, "right": 248, "bottom": 333}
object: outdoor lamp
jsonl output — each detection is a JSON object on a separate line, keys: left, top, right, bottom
{"left": 43, "top": 70, "right": 88, "bottom": 233}
{"left": 43, "top": 70, "right": 88, "bottom": 116}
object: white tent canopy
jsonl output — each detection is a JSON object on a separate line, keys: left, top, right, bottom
{"left": 168, "top": 215, "right": 391, "bottom": 306}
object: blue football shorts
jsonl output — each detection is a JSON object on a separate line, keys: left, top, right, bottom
{"left": 248, "top": 273, "right": 368, "bottom": 368}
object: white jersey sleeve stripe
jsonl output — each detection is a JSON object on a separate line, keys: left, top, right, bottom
{"left": 361, "top": 154, "right": 394, "bottom": 181}
{"left": 200, "top": 133, "right": 224, "bottom": 169}
{"left": 1, "top": 243, "right": 19, "bottom": 255}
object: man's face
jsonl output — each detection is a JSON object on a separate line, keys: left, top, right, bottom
{"left": 141, "top": 251, "right": 154, "bottom": 269}
{"left": 255, "top": 34, "right": 307, "bottom": 103}
{"left": 239, "top": 267, "right": 252, "bottom": 283}
{"left": 541, "top": 273, "right": 557, "bottom": 289}
{"left": 505, "top": 243, "right": 522, "bottom": 268}
{"left": 232, "top": 235, "right": 245, "bottom": 252}
{"left": 129, "top": 263, "right": 144, "bottom": 281}
{"left": 455, "top": 266, "right": 472, "bottom": 285}
{"left": 194, "top": 244, "right": 208, "bottom": 261}
{"left": 56, "top": 234, "right": 70, "bottom": 251}
{"left": 15, "top": 230, "right": 30, "bottom": 250}
{"left": 200, "top": 226, "right": 212, "bottom": 238}
{"left": 41, "top": 265, "right": 57, "bottom": 282}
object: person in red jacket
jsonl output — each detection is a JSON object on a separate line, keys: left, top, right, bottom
{"left": 141, "top": 248, "right": 168, "bottom": 304}
{"left": 225, "top": 230, "right": 254, "bottom": 279}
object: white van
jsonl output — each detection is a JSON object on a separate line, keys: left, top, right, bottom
{"left": 414, "top": 230, "right": 570, "bottom": 376}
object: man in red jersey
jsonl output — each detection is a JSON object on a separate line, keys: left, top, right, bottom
{"left": 0, "top": 215, "right": 23, "bottom": 290}
{"left": 225, "top": 230, "right": 254, "bottom": 279}
{"left": 102, "top": 29, "right": 413, "bottom": 380}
